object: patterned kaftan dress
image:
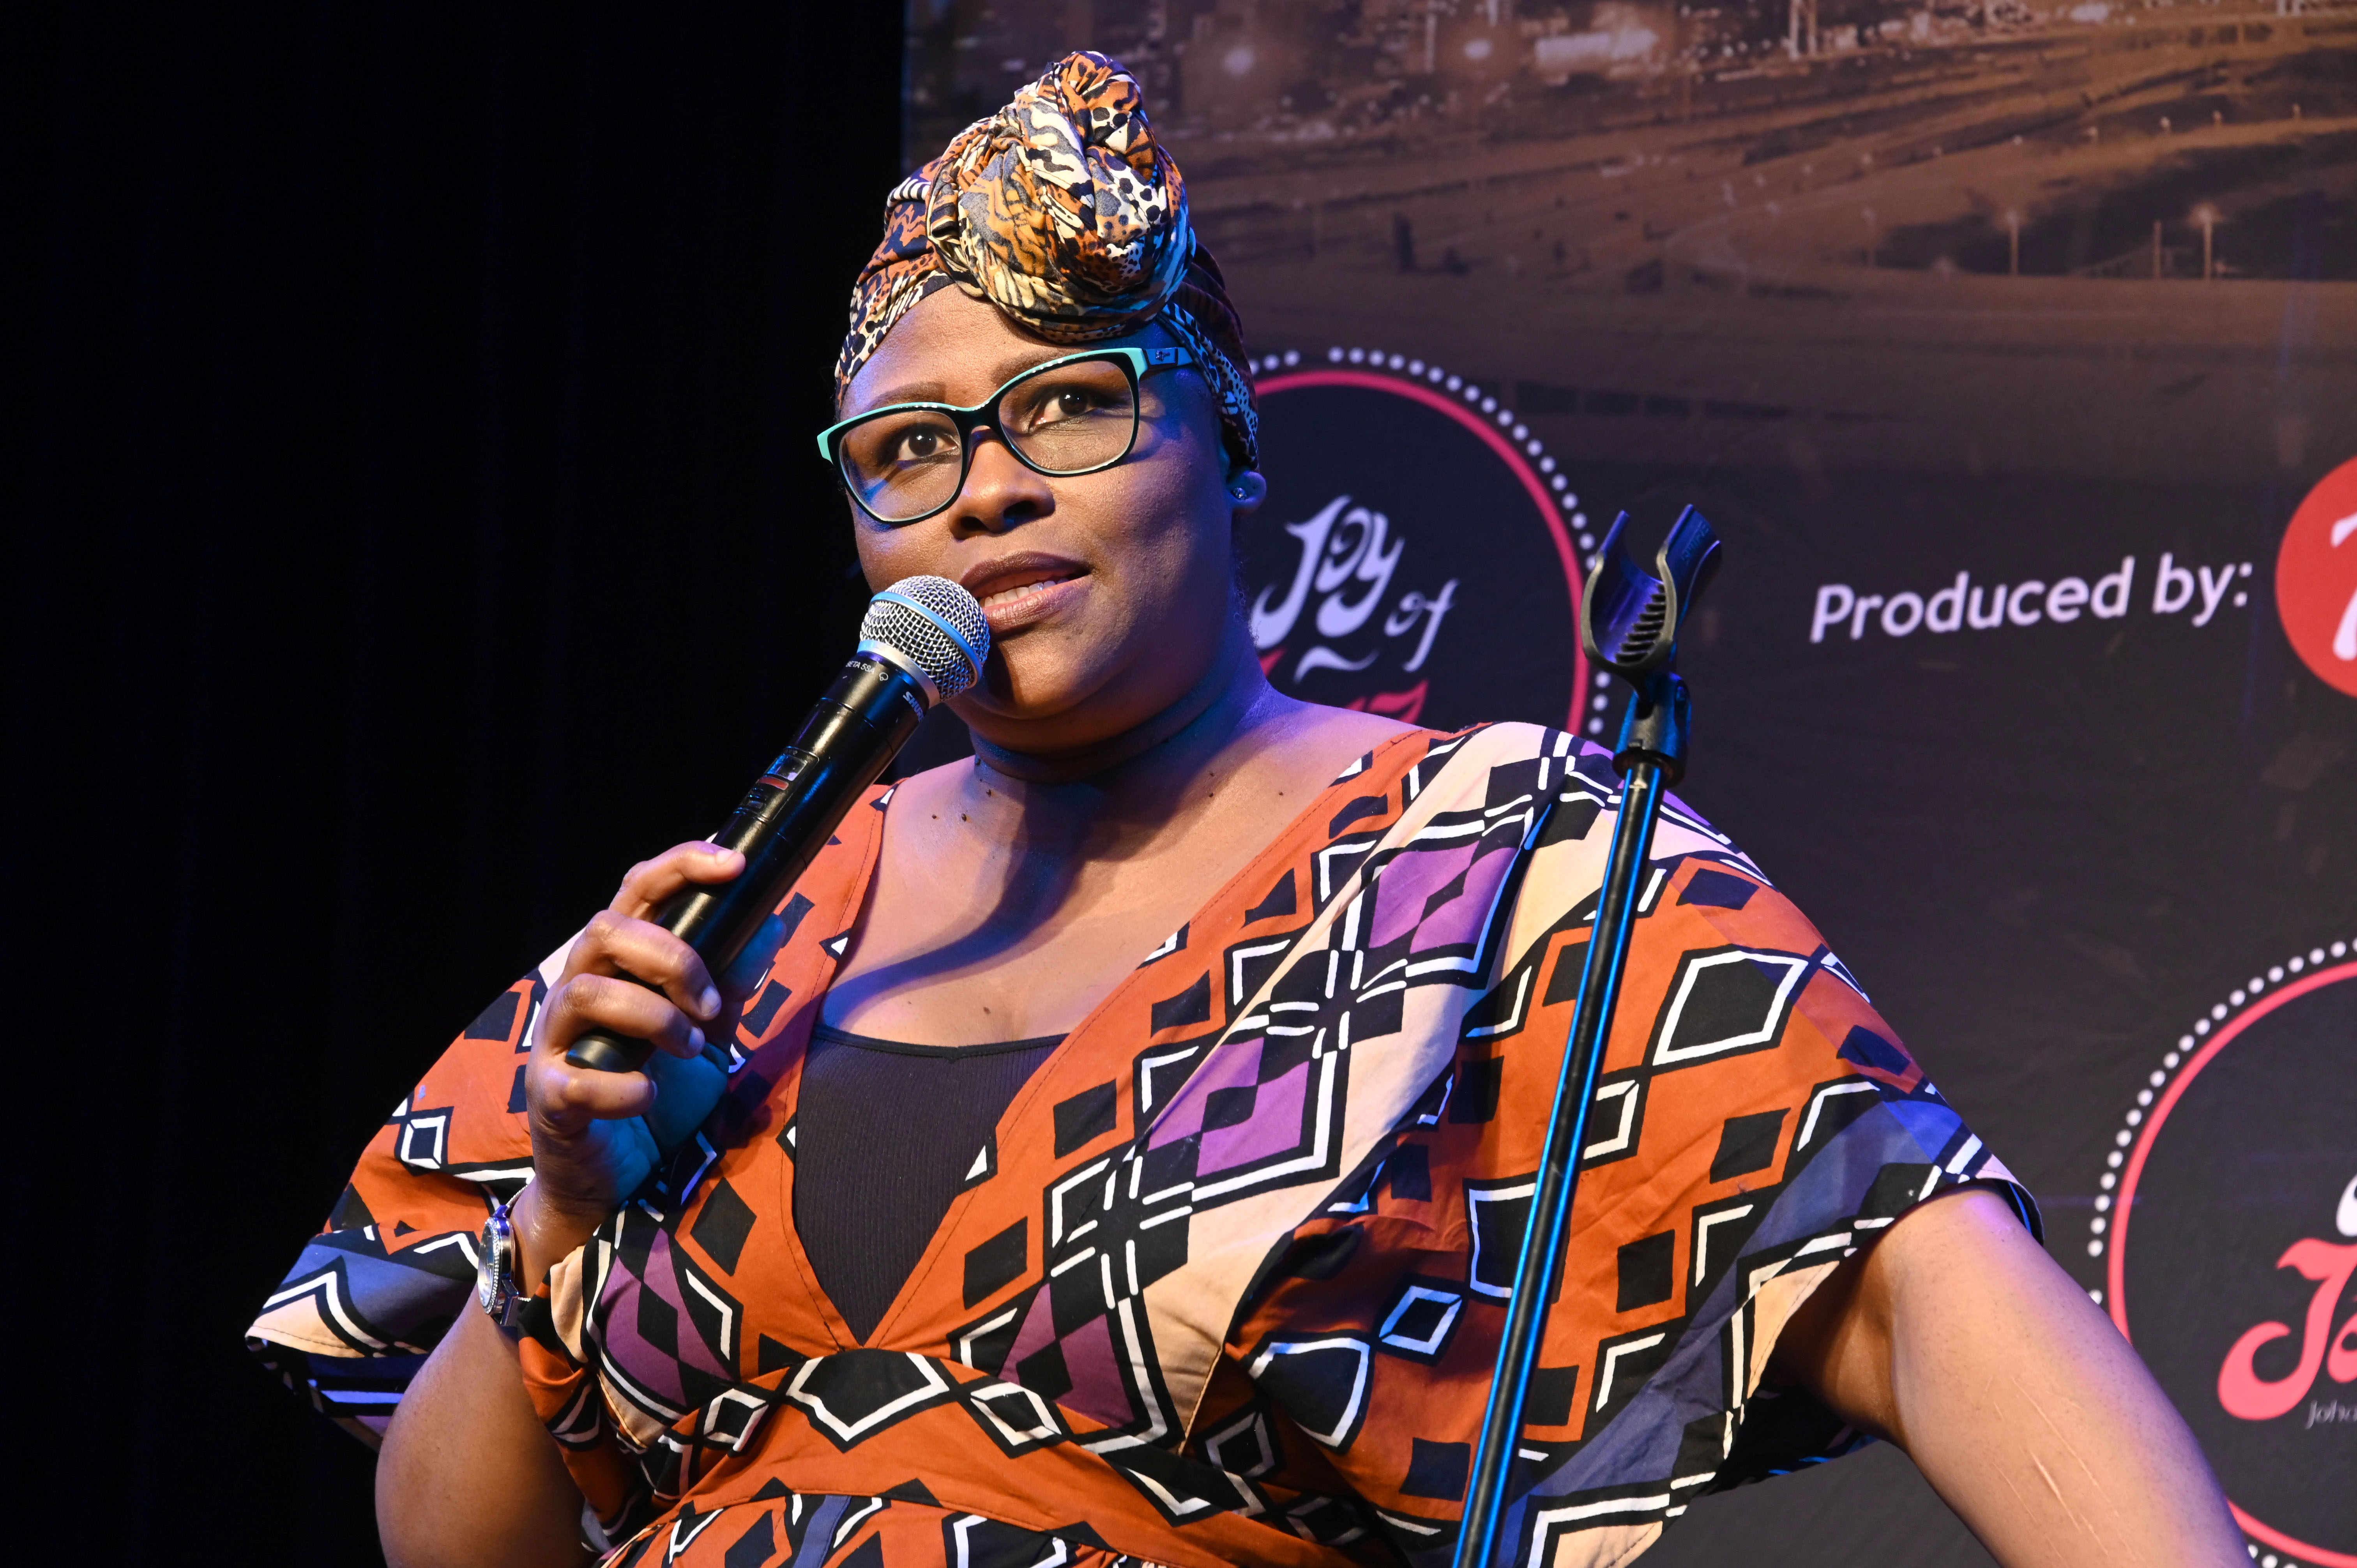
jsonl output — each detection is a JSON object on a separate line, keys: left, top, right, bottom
{"left": 249, "top": 722, "right": 2036, "bottom": 1568}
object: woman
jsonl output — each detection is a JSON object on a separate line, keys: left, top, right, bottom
{"left": 252, "top": 53, "right": 2243, "bottom": 1568}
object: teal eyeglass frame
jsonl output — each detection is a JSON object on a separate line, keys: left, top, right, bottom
{"left": 816, "top": 344, "right": 1196, "bottom": 526}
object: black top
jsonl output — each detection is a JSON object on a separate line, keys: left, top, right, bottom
{"left": 793, "top": 1022, "right": 1061, "bottom": 1342}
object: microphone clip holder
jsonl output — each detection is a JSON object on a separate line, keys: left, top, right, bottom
{"left": 1576, "top": 506, "right": 1719, "bottom": 786}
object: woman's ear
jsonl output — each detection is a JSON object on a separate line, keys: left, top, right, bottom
{"left": 1223, "top": 470, "right": 1269, "bottom": 512}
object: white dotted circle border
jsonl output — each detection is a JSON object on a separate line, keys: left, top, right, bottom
{"left": 1250, "top": 345, "right": 1622, "bottom": 738}
{"left": 2083, "top": 937, "right": 2355, "bottom": 1269}
{"left": 2080, "top": 938, "right": 2356, "bottom": 1568}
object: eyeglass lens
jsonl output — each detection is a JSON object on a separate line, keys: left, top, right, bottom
{"left": 838, "top": 357, "right": 1140, "bottom": 523}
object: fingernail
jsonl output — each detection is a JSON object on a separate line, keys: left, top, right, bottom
{"left": 698, "top": 985, "right": 722, "bottom": 1019}
{"left": 688, "top": 1027, "right": 707, "bottom": 1054}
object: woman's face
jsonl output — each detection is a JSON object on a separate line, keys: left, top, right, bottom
{"left": 841, "top": 286, "right": 1262, "bottom": 758}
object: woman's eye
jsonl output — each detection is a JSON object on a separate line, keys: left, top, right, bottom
{"left": 893, "top": 427, "right": 956, "bottom": 463}
{"left": 1023, "top": 385, "right": 1105, "bottom": 426}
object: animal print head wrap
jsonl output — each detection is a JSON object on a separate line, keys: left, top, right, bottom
{"left": 836, "top": 52, "right": 1260, "bottom": 472}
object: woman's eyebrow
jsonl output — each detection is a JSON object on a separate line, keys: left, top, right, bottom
{"left": 850, "top": 379, "right": 947, "bottom": 413}
{"left": 987, "top": 345, "right": 1094, "bottom": 384}
{"left": 853, "top": 344, "right": 1136, "bottom": 415}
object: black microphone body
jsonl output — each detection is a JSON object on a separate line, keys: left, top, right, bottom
{"left": 565, "top": 654, "right": 928, "bottom": 1075}
{"left": 564, "top": 576, "right": 991, "bottom": 1075}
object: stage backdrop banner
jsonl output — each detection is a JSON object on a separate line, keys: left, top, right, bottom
{"left": 910, "top": 7, "right": 2355, "bottom": 1565}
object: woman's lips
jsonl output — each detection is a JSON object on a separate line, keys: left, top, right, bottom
{"left": 977, "top": 571, "right": 1086, "bottom": 632}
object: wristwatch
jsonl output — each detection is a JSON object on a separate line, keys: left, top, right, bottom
{"left": 476, "top": 1201, "right": 530, "bottom": 1335}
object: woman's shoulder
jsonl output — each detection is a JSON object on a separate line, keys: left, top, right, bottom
{"left": 1352, "top": 715, "right": 1570, "bottom": 768}
{"left": 1323, "top": 713, "right": 1562, "bottom": 749}
{"left": 1287, "top": 701, "right": 1421, "bottom": 754}
{"left": 1274, "top": 711, "right": 1577, "bottom": 791}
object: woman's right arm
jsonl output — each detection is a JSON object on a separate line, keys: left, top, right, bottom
{"left": 375, "top": 843, "right": 769, "bottom": 1568}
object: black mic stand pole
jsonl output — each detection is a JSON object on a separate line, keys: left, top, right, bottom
{"left": 1453, "top": 506, "right": 1721, "bottom": 1568}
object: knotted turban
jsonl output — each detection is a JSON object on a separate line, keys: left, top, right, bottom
{"left": 836, "top": 52, "right": 1259, "bottom": 471}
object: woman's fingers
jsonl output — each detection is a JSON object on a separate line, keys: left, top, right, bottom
{"left": 523, "top": 973, "right": 681, "bottom": 1213}
{"left": 519, "top": 843, "right": 763, "bottom": 1229}
{"left": 546, "top": 970, "right": 709, "bottom": 1062}
{"left": 530, "top": 1051, "right": 659, "bottom": 1136}
{"left": 611, "top": 843, "right": 745, "bottom": 921}
{"left": 572, "top": 911, "right": 724, "bottom": 1043}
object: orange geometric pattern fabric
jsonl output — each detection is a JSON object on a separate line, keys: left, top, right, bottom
{"left": 250, "top": 722, "right": 2034, "bottom": 1568}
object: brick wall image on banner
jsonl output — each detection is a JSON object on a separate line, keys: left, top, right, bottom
{"left": 912, "top": 6, "right": 2356, "bottom": 1563}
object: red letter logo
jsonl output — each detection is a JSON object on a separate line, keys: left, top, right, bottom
{"left": 2217, "top": 1237, "right": 2357, "bottom": 1421}
{"left": 2277, "top": 456, "right": 2357, "bottom": 698}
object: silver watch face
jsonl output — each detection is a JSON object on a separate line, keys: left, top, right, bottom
{"left": 477, "top": 1213, "right": 511, "bottom": 1315}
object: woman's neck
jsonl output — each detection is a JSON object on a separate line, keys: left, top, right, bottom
{"left": 954, "top": 623, "right": 1304, "bottom": 843}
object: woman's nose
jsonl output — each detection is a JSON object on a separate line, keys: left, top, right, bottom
{"left": 952, "top": 428, "right": 1054, "bottom": 535}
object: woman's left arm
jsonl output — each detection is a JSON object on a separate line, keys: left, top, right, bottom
{"left": 1771, "top": 1185, "right": 2246, "bottom": 1567}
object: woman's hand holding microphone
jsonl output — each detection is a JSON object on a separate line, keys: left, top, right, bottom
{"left": 509, "top": 843, "right": 790, "bottom": 1291}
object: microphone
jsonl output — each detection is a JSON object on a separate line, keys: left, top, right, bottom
{"left": 565, "top": 576, "right": 990, "bottom": 1074}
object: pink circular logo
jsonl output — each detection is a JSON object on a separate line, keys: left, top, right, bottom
{"left": 1241, "top": 348, "right": 1594, "bottom": 735}
{"left": 2099, "top": 948, "right": 2357, "bottom": 1567}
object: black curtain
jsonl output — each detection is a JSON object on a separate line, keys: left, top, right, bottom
{"left": 11, "top": 5, "right": 903, "bottom": 1559}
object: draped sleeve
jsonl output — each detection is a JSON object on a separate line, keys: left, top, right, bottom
{"left": 244, "top": 958, "right": 549, "bottom": 1445}
{"left": 243, "top": 805, "right": 879, "bottom": 1471}
{"left": 1201, "top": 729, "right": 2037, "bottom": 1568}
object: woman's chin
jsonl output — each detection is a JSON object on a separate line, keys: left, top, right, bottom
{"left": 959, "top": 660, "right": 1092, "bottom": 732}
{"left": 959, "top": 675, "right": 1162, "bottom": 761}
{"left": 960, "top": 613, "right": 1230, "bottom": 762}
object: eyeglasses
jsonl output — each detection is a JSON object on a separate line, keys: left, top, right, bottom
{"left": 816, "top": 345, "right": 1196, "bottom": 526}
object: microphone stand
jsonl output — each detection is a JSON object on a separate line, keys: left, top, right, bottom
{"left": 1452, "top": 507, "right": 1721, "bottom": 1568}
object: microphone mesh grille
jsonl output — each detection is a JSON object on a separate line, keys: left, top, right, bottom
{"left": 860, "top": 575, "right": 990, "bottom": 699}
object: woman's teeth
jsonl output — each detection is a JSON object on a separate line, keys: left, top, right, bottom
{"left": 980, "top": 576, "right": 1074, "bottom": 609}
